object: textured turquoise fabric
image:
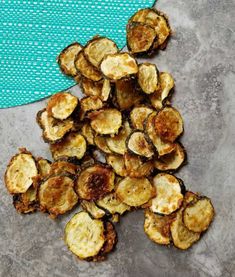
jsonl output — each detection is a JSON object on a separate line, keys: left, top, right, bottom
{"left": 0, "top": 0, "right": 155, "bottom": 108}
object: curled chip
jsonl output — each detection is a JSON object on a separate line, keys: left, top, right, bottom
{"left": 50, "top": 132, "right": 86, "bottom": 160}
{"left": 75, "top": 164, "right": 115, "bottom": 201}
{"left": 126, "top": 22, "right": 156, "bottom": 54}
{"left": 58, "top": 42, "right": 83, "bottom": 76}
{"left": 130, "top": 106, "right": 154, "bottom": 130}
{"left": 96, "top": 192, "right": 131, "bottom": 215}
{"left": 100, "top": 53, "right": 138, "bottom": 81}
{"left": 89, "top": 108, "right": 122, "bottom": 135}
{"left": 170, "top": 208, "right": 200, "bottom": 250}
{"left": 126, "top": 131, "right": 154, "bottom": 158}
{"left": 81, "top": 200, "right": 106, "bottom": 219}
{"left": 106, "top": 121, "right": 131, "bottom": 155}
{"left": 75, "top": 51, "right": 102, "bottom": 81}
{"left": 144, "top": 209, "right": 175, "bottom": 245}
{"left": 46, "top": 92, "right": 78, "bottom": 120}
{"left": 106, "top": 154, "right": 127, "bottom": 177}
{"left": 129, "top": 8, "right": 171, "bottom": 50}
{"left": 137, "top": 63, "right": 160, "bottom": 94}
{"left": 5, "top": 150, "right": 38, "bottom": 194}
{"left": 84, "top": 36, "right": 118, "bottom": 68}
{"left": 154, "top": 143, "right": 186, "bottom": 171}
{"left": 154, "top": 106, "right": 184, "bottom": 142}
{"left": 81, "top": 122, "right": 95, "bottom": 145}
{"left": 116, "top": 177, "right": 155, "bottom": 207}
{"left": 37, "top": 109, "right": 74, "bottom": 143}
{"left": 150, "top": 173, "right": 184, "bottom": 215}
{"left": 145, "top": 112, "right": 175, "bottom": 156}
{"left": 49, "top": 161, "right": 80, "bottom": 176}
{"left": 94, "top": 136, "right": 112, "bottom": 154}
{"left": 80, "top": 96, "right": 103, "bottom": 120}
{"left": 150, "top": 72, "right": 174, "bottom": 109}
{"left": 64, "top": 211, "right": 105, "bottom": 259}
{"left": 114, "top": 79, "right": 144, "bottom": 110}
{"left": 183, "top": 197, "right": 215, "bottom": 233}
{"left": 37, "top": 158, "right": 51, "bottom": 178}
{"left": 124, "top": 152, "right": 154, "bottom": 178}
{"left": 39, "top": 175, "right": 78, "bottom": 218}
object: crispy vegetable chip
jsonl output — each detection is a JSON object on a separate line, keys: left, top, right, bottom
{"left": 49, "top": 161, "right": 79, "bottom": 176}
{"left": 106, "top": 154, "right": 127, "bottom": 177}
{"left": 50, "top": 132, "right": 86, "bottom": 160}
{"left": 130, "top": 106, "right": 154, "bottom": 130}
{"left": 100, "top": 53, "right": 138, "bottom": 81}
{"left": 89, "top": 108, "right": 122, "bottom": 135}
{"left": 81, "top": 78, "right": 111, "bottom": 101}
{"left": 39, "top": 175, "right": 78, "bottom": 217}
{"left": 81, "top": 200, "right": 106, "bottom": 219}
{"left": 75, "top": 165, "right": 115, "bottom": 200}
{"left": 37, "top": 158, "right": 51, "bottom": 178}
{"left": 58, "top": 42, "right": 83, "bottom": 76}
{"left": 64, "top": 211, "right": 105, "bottom": 259}
{"left": 84, "top": 36, "right": 118, "bottom": 68}
{"left": 94, "top": 136, "right": 112, "bottom": 154}
{"left": 116, "top": 177, "right": 155, "bottom": 207}
{"left": 81, "top": 122, "right": 95, "bottom": 145}
{"left": 80, "top": 96, "right": 103, "bottom": 120}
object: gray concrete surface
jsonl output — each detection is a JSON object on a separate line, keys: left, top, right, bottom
{"left": 0, "top": 0, "right": 235, "bottom": 276}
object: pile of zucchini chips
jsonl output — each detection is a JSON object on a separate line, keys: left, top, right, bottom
{"left": 4, "top": 8, "right": 214, "bottom": 261}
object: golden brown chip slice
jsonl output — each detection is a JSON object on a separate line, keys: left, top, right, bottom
{"left": 75, "top": 165, "right": 115, "bottom": 201}
{"left": 150, "top": 173, "right": 184, "bottom": 215}
{"left": 81, "top": 122, "right": 95, "bottom": 145}
{"left": 154, "top": 106, "right": 184, "bottom": 142}
{"left": 81, "top": 200, "right": 106, "bottom": 219}
{"left": 50, "top": 132, "right": 86, "bottom": 160}
{"left": 49, "top": 161, "right": 79, "bottom": 176}
{"left": 84, "top": 36, "right": 118, "bottom": 68}
{"left": 37, "top": 109, "right": 74, "bottom": 143}
{"left": 100, "top": 53, "right": 138, "bottom": 81}
{"left": 144, "top": 209, "right": 175, "bottom": 245}
{"left": 89, "top": 108, "right": 122, "bottom": 135}
{"left": 37, "top": 158, "right": 51, "bottom": 178}
{"left": 46, "top": 92, "right": 78, "bottom": 120}
{"left": 64, "top": 211, "right": 105, "bottom": 259}
{"left": 183, "top": 197, "right": 215, "bottom": 233}
{"left": 75, "top": 51, "right": 102, "bottom": 81}
{"left": 58, "top": 42, "right": 83, "bottom": 76}
{"left": 106, "top": 154, "right": 127, "bottom": 177}
{"left": 94, "top": 136, "right": 112, "bottom": 154}
{"left": 39, "top": 175, "right": 78, "bottom": 217}
{"left": 116, "top": 177, "right": 155, "bottom": 207}
{"left": 126, "top": 131, "right": 154, "bottom": 158}
{"left": 130, "top": 106, "right": 154, "bottom": 130}
{"left": 5, "top": 150, "right": 38, "bottom": 194}
{"left": 80, "top": 96, "right": 103, "bottom": 120}
{"left": 126, "top": 22, "right": 156, "bottom": 54}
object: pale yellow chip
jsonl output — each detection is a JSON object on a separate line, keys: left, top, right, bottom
{"left": 37, "top": 158, "right": 51, "bottom": 178}
{"left": 138, "top": 63, "right": 159, "bottom": 94}
{"left": 81, "top": 123, "right": 95, "bottom": 145}
{"left": 94, "top": 136, "right": 112, "bottom": 154}
{"left": 130, "top": 106, "right": 154, "bottom": 130}
{"left": 81, "top": 200, "right": 106, "bottom": 219}
{"left": 80, "top": 96, "right": 103, "bottom": 120}
{"left": 106, "top": 154, "right": 127, "bottom": 177}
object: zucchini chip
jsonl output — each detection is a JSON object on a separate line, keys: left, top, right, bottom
{"left": 106, "top": 154, "right": 127, "bottom": 177}
{"left": 5, "top": 150, "right": 38, "bottom": 194}
{"left": 116, "top": 177, "right": 155, "bottom": 207}
{"left": 130, "top": 106, "right": 154, "bottom": 130}
{"left": 145, "top": 112, "right": 175, "bottom": 156}
{"left": 89, "top": 108, "right": 122, "bottom": 135}
{"left": 137, "top": 63, "right": 160, "bottom": 94}
{"left": 49, "top": 161, "right": 80, "bottom": 176}
{"left": 37, "top": 109, "right": 74, "bottom": 143}
{"left": 124, "top": 152, "right": 154, "bottom": 178}
{"left": 96, "top": 192, "right": 131, "bottom": 215}
{"left": 126, "top": 22, "right": 156, "bottom": 55}
{"left": 37, "top": 158, "right": 51, "bottom": 178}
{"left": 58, "top": 42, "right": 83, "bottom": 76}
{"left": 39, "top": 175, "right": 78, "bottom": 217}
{"left": 81, "top": 122, "right": 95, "bottom": 145}
{"left": 114, "top": 79, "right": 143, "bottom": 110}
{"left": 81, "top": 200, "right": 106, "bottom": 219}
{"left": 144, "top": 209, "right": 175, "bottom": 245}
{"left": 183, "top": 197, "right": 215, "bottom": 233}
{"left": 154, "top": 143, "right": 186, "bottom": 171}
{"left": 150, "top": 173, "right": 184, "bottom": 215}
{"left": 64, "top": 211, "right": 105, "bottom": 259}
{"left": 84, "top": 36, "right": 118, "bottom": 68}
{"left": 106, "top": 121, "right": 131, "bottom": 155}
{"left": 80, "top": 96, "right": 103, "bottom": 120}
{"left": 154, "top": 106, "right": 184, "bottom": 142}
{"left": 50, "top": 132, "right": 86, "bottom": 160}
{"left": 170, "top": 208, "right": 200, "bottom": 250}
{"left": 94, "top": 136, "right": 112, "bottom": 154}
{"left": 126, "top": 131, "right": 154, "bottom": 158}
{"left": 46, "top": 92, "right": 78, "bottom": 120}
{"left": 75, "top": 165, "right": 115, "bottom": 201}
{"left": 75, "top": 51, "right": 102, "bottom": 81}
{"left": 150, "top": 72, "right": 174, "bottom": 110}
{"left": 100, "top": 53, "right": 138, "bottom": 81}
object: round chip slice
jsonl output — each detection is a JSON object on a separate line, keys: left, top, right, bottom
{"left": 150, "top": 173, "right": 184, "bottom": 215}
{"left": 75, "top": 165, "right": 115, "bottom": 201}
{"left": 116, "top": 177, "right": 155, "bottom": 207}
{"left": 106, "top": 154, "right": 127, "bottom": 177}
{"left": 64, "top": 211, "right": 105, "bottom": 259}
{"left": 130, "top": 106, "right": 154, "bottom": 130}
{"left": 37, "top": 158, "right": 51, "bottom": 178}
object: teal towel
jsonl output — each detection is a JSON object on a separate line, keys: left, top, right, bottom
{"left": 0, "top": 0, "right": 155, "bottom": 108}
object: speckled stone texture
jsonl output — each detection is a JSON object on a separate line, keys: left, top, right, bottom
{"left": 0, "top": 0, "right": 235, "bottom": 276}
